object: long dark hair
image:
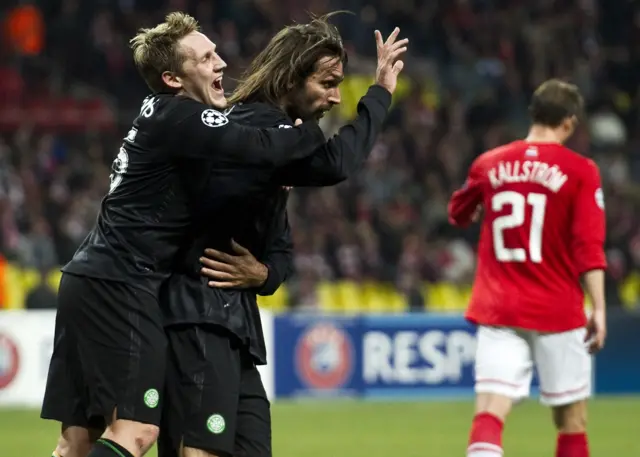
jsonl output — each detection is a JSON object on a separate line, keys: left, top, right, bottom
{"left": 228, "top": 12, "right": 349, "bottom": 106}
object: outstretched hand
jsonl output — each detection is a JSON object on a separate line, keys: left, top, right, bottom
{"left": 375, "top": 27, "right": 409, "bottom": 94}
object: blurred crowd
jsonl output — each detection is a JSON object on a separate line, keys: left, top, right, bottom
{"left": 1, "top": 0, "right": 640, "bottom": 309}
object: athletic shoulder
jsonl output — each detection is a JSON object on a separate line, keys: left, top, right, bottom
{"left": 226, "top": 101, "right": 292, "bottom": 128}
{"left": 154, "top": 93, "right": 229, "bottom": 128}
{"left": 471, "top": 141, "right": 524, "bottom": 170}
{"left": 544, "top": 145, "right": 600, "bottom": 179}
{"left": 562, "top": 148, "right": 599, "bottom": 172}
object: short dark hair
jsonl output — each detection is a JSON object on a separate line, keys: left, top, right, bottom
{"left": 228, "top": 12, "right": 349, "bottom": 106}
{"left": 528, "top": 79, "right": 584, "bottom": 128}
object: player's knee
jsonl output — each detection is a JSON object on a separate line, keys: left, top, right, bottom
{"left": 58, "top": 425, "right": 99, "bottom": 457}
{"left": 55, "top": 434, "right": 75, "bottom": 457}
{"left": 552, "top": 401, "right": 587, "bottom": 433}
{"left": 104, "top": 420, "right": 160, "bottom": 455}
{"left": 137, "top": 423, "right": 160, "bottom": 452}
{"left": 475, "top": 392, "right": 514, "bottom": 422}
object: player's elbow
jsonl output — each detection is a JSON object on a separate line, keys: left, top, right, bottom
{"left": 447, "top": 204, "right": 469, "bottom": 227}
{"left": 322, "top": 151, "right": 355, "bottom": 183}
{"left": 307, "top": 169, "right": 348, "bottom": 187}
{"left": 328, "top": 171, "right": 349, "bottom": 184}
{"left": 319, "top": 167, "right": 349, "bottom": 184}
{"left": 449, "top": 216, "right": 470, "bottom": 228}
{"left": 576, "top": 262, "right": 607, "bottom": 276}
{"left": 572, "top": 243, "right": 607, "bottom": 275}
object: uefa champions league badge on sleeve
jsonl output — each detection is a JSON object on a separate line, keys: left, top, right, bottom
{"left": 295, "top": 322, "right": 355, "bottom": 392}
{"left": 201, "top": 109, "right": 229, "bottom": 128}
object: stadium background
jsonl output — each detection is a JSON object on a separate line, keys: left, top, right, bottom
{"left": 0, "top": 0, "right": 639, "bottom": 455}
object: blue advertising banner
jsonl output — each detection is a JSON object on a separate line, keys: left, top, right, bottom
{"left": 273, "top": 314, "right": 362, "bottom": 397}
{"left": 273, "top": 310, "right": 639, "bottom": 399}
{"left": 593, "top": 310, "right": 640, "bottom": 394}
{"left": 360, "top": 314, "right": 483, "bottom": 399}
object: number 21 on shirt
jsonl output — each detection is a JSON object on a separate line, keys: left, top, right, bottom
{"left": 491, "top": 191, "right": 547, "bottom": 263}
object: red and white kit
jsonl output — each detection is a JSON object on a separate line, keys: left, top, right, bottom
{"left": 449, "top": 140, "right": 606, "bottom": 405}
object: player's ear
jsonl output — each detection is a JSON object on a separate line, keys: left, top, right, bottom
{"left": 162, "top": 71, "right": 183, "bottom": 90}
{"left": 561, "top": 116, "right": 575, "bottom": 135}
{"left": 571, "top": 115, "right": 579, "bottom": 129}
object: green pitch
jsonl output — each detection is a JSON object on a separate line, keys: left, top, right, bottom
{"left": 3, "top": 397, "right": 638, "bottom": 456}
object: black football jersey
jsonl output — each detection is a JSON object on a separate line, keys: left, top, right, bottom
{"left": 160, "top": 84, "right": 392, "bottom": 363}
{"left": 62, "top": 93, "right": 326, "bottom": 295}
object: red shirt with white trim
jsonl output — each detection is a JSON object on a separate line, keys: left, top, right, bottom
{"left": 448, "top": 141, "right": 606, "bottom": 332}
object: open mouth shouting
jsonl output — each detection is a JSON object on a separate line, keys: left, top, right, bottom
{"left": 212, "top": 74, "right": 224, "bottom": 94}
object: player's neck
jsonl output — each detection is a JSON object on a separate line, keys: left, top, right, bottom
{"left": 525, "top": 125, "right": 564, "bottom": 145}
{"left": 176, "top": 88, "right": 206, "bottom": 105}
{"left": 278, "top": 99, "right": 297, "bottom": 121}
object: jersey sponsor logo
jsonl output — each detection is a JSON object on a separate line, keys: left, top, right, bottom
{"left": 206, "top": 414, "right": 226, "bottom": 434}
{"left": 295, "top": 322, "right": 354, "bottom": 390}
{"left": 201, "top": 109, "right": 229, "bottom": 128}
{"left": 595, "top": 188, "right": 605, "bottom": 210}
{"left": 278, "top": 124, "right": 292, "bottom": 129}
{"left": 140, "top": 96, "right": 157, "bottom": 118}
{"left": 0, "top": 334, "right": 20, "bottom": 389}
{"left": 143, "top": 388, "right": 159, "bottom": 408}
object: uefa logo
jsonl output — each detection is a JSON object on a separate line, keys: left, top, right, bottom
{"left": 295, "top": 322, "right": 354, "bottom": 390}
{"left": 0, "top": 334, "right": 20, "bottom": 389}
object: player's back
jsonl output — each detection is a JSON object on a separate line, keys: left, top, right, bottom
{"left": 62, "top": 95, "right": 193, "bottom": 295}
{"left": 450, "top": 140, "right": 606, "bottom": 332}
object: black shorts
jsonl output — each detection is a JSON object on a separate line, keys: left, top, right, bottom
{"left": 40, "top": 273, "right": 167, "bottom": 429}
{"left": 157, "top": 325, "right": 270, "bottom": 457}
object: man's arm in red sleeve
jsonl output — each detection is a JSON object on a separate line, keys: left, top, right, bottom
{"left": 571, "top": 159, "right": 607, "bottom": 274}
{"left": 448, "top": 161, "right": 484, "bottom": 227}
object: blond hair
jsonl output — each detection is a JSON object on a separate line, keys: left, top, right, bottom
{"left": 228, "top": 12, "right": 349, "bottom": 106}
{"left": 130, "top": 12, "right": 200, "bottom": 93}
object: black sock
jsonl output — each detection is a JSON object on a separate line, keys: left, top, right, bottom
{"left": 88, "top": 439, "right": 135, "bottom": 457}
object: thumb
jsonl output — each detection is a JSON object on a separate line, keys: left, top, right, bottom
{"left": 231, "top": 239, "right": 250, "bottom": 255}
{"left": 393, "top": 60, "right": 404, "bottom": 74}
{"left": 294, "top": 118, "right": 303, "bottom": 126}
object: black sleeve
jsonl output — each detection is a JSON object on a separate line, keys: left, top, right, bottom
{"left": 257, "top": 210, "right": 294, "bottom": 296}
{"left": 168, "top": 97, "right": 326, "bottom": 168}
{"left": 272, "top": 85, "right": 392, "bottom": 186}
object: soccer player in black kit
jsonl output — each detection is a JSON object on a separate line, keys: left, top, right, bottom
{"left": 40, "top": 12, "right": 401, "bottom": 457}
{"left": 157, "top": 14, "right": 408, "bottom": 457}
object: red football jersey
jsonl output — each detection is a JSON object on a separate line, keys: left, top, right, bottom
{"left": 448, "top": 140, "right": 606, "bottom": 332}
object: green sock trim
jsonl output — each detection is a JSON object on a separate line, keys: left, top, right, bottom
{"left": 96, "top": 439, "right": 128, "bottom": 457}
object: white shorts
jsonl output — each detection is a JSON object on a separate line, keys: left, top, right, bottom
{"left": 474, "top": 326, "right": 592, "bottom": 406}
